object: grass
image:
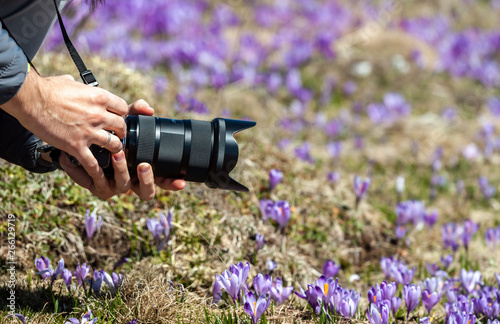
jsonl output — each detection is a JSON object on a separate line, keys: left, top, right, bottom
{"left": 2, "top": 0, "right": 500, "bottom": 323}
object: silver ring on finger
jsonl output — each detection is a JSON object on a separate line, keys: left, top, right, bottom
{"left": 101, "top": 132, "right": 112, "bottom": 149}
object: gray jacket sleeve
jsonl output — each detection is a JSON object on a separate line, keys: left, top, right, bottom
{"left": 0, "top": 19, "right": 28, "bottom": 105}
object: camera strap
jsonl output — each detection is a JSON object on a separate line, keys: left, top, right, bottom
{"left": 52, "top": 0, "right": 99, "bottom": 86}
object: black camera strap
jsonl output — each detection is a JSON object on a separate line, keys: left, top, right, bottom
{"left": 52, "top": 0, "right": 99, "bottom": 86}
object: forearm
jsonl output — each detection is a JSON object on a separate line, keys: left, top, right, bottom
{"left": 1, "top": 67, "right": 46, "bottom": 129}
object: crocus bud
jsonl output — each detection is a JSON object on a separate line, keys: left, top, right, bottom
{"left": 269, "top": 169, "right": 283, "bottom": 191}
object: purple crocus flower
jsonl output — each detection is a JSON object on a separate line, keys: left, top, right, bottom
{"left": 253, "top": 274, "right": 272, "bottom": 296}
{"left": 6, "top": 314, "right": 27, "bottom": 324}
{"left": 259, "top": 199, "right": 274, "bottom": 221}
{"left": 126, "top": 320, "right": 137, "bottom": 324}
{"left": 446, "top": 311, "right": 476, "bottom": 324}
{"left": 396, "top": 226, "right": 407, "bottom": 239}
{"left": 390, "top": 297, "right": 402, "bottom": 316}
{"left": 339, "top": 295, "right": 359, "bottom": 319}
{"left": 146, "top": 211, "right": 172, "bottom": 241}
{"left": 420, "top": 317, "right": 432, "bottom": 324}
{"left": 322, "top": 260, "right": 340, "bottom": 279}
{"left": 423, "top": 277, "right": 446, "bottom": 296}
{"left": 85, "top": 209, "right": 103, "bottom": 241}
{"left": 255, "top": 234, "right": 265, "bottom": 251}
{"left": 271, "top": 200, "right": 292, "bottom": 233}
{"left": 243, "top": 291, "right": 271, "bottom": 324}
{"left": 270, "top": 278, "right": 293, "bottom": 305}
{"left": 327, "top": 141, "right": 343, "bottom": 159}
{"left": 422, "top": 289, "right": 441, "bottom": 314}
{"left": 478, "top": 176, "right": 496, "bottom": 200}
{"left": 424, "top": 210, "right": 438, "bottom": 227}
{"left": 64, "top": 310, "right": 98, "bottom": 324}
{"left": 353, "top": 175, "right": 370, "bottom": 206}
{"left": 442, "top": 223, "right": 461, "bottom": 251}
{"left": 368, "top": 284, "right": 383, "bottom": 306}
{"left": 42, "top": 258, "right": 65, "bottom": 284}
{"left": 390, "top": 265, "right": 415, "bottom": 285}
{"left": 62, "top": 269, "right": 73, "bottom": 291}
{"left": 89, "top": 270, "right": 104, "bottom": 294}
{"left": 380, "top": 257, "right": 396, "bottom": 279}
{"left": 460, "top": 269, "right": 482, "bottom": 294}
{"left": 315, "top": 276, "right": 338, "bottom": 300}
{"left": 215, "top": 262, "right": 250, "bottom": 304}
{"left": 403, "top": 284, "right": 421, "bottom": 320}
{"left": 295, "top": 284, "right": 324, "bottom": 314}
{"left": 267, "top": 260, "right": 277, "bottom": 272}
{"left": 213, "top": 275, "right": 222, "bottom": 304}
{"left": 343, "top": 80, "right": 357, "bottom": 95}
{"left": 74, "top": 263, "right": 90, "bottom": 286}
{"left": 473, "top": 296, "right": 500, "bottom": 318}
{"left": 427, "top": 263, "right": 439, "bottom": 276}
{"left": 232, "top": 261, "right": 251, "bottom": 284}
{"left": 327, "top": 172, "right": 341, "bottom": 184}
{"left": 269, "top": 169, "right": 283, "bottom": 191}
{"left": 294, "top": 141, "right": 315, "bottom": 163}
{"left": 441, "top": 255, "right": 454, "bottom": 269}
{"left": 102, "top": 271, "right": 123, "bottom": 291}
{"left": 35, "top": 256, "right": 52, "bottom": 280}
{"left": 216, "top": 270, "right": 242, "bottom": 304}
{"left": 485, "top": 228, "right": 499, "bottom": 248}
{"left": 461, "top": 220, "right": 479, "bottom": 251}
{"left": 380, "top": 281, "right": 397, "bottom": 300}
{"left": 367, "top": 302, "right": 390, "bottom": 324}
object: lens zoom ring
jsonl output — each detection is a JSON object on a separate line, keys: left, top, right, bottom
{"left": 136, "top": 116, "right": 156, "bottom": 166}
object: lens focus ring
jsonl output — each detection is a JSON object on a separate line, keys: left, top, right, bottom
{"left": 135, "top": 115, "right": 156, "bottom": 167}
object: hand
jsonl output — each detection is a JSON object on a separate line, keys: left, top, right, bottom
{"left": 1, "top": 70, "right": 128, "bottom": 179}
{"left": 59, "top": 99, "right": 186, "bottom": 200}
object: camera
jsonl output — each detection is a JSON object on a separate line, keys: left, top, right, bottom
{"left": 48, "top": 115, "right": 256, "bottom": 192}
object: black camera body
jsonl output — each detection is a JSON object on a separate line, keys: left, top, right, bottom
{"left": 52, "top": 116, "right": 256, "bottom": 192}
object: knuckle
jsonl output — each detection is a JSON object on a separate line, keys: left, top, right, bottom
{"left": 87, "top": 111, "right": 105, "bottom": 125}
{"left": 92, "top": 91, "right": 110, "bottom": 106}
{"left": 109, "top": 140, "right": 123, "bottom": 153}
{"left": 137, "top": 99, "right": 149, "bottom": 107}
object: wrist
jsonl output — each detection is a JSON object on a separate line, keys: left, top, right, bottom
{"left": 0, "top": 68, "right": 46, "bottom": 125}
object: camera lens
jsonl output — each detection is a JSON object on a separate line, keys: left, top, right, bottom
{"left": 124, "top": 115, "right": 255, "bottom": 192}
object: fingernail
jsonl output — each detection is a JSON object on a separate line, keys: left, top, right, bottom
{"left": 139, "top": 164, "right": 150, "bottom": 174}
{"left": 113, "top": 152, "right": 124, "bottom": 162}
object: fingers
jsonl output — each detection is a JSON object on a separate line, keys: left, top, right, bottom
{"left": 101, "top": 113, "right": 127, "bottom": 139}
{"left": 60, "top": 153, "right": 93, "bottom": 190}
{"left": 133, "top": 163, "right": 156, "bottom": 201}
{"left": 155, "top": 178, "right": 186, "bottom": 191}
{"left": 100, "top": 89, "right": 129, "bottom": 117}
{"left": 111, "top": 151, "right": 131, "bottom": 193}
{"left": 75, "top": 147, "right": 101, "bottom": 179}
{"left": 129, "top": 99, "right": 155, "bottom": 116}
{"left": 96, "top": 130, "right": 123, "bottom": 154}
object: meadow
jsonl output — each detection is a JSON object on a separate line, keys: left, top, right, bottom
{"left": 1, "top": 0, "right": 500, "bottom": 323}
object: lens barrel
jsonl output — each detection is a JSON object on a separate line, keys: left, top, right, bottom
{"left": 124, "top": 115, "right": 255, "bottom": 192}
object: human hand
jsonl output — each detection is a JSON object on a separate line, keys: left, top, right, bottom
{"left": 1, "top": 70, "right": 128, "bottom": 179}
{"left": 59, "top": 99, "right": 186, "bottom": 200}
